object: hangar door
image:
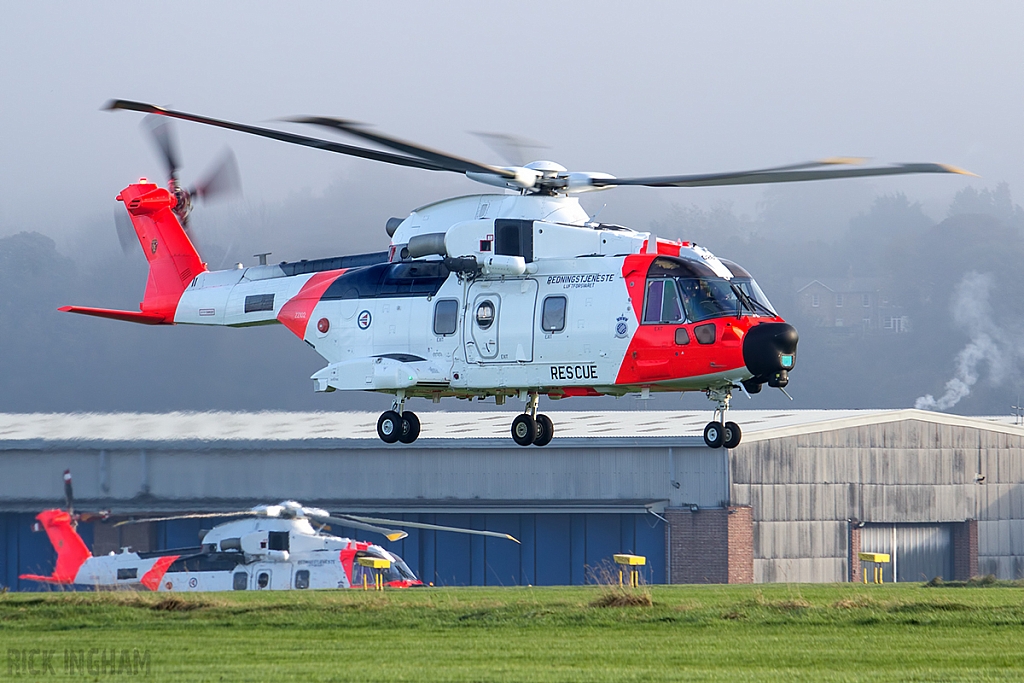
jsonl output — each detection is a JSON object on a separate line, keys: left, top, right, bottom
{"left": 861, "top": 524, "right": 953, "bottom": 583}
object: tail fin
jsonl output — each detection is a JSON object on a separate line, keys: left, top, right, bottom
{"left": 19, "top": 510, "right": 92, "bottom": 584}
{"left": 59, "top": 181, "right": 207, "bottom": 324}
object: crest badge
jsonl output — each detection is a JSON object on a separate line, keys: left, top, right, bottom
{"left": 615, "top": 315, "right": 629, "bottom": 338}
{"left": 150, "top": 239, "right": 158, "bottom": 255}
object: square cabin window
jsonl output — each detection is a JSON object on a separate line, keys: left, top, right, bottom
{"left": 433, "top": 299, "right": 459, "bottom": 336}
{"left": 644, "top": 279, "right": 683, "bottom": 324}
{"left": 294, "top": 570, "right": 310, "bottom": 590}
{"left": 233, "top": 572, "right": 247, "bottom": 590}
{"left": 542, "top": 296, "right": 567, "bottom": 332}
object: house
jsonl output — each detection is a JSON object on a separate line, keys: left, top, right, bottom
{"left": 794, "top": 278, "right": 909, "bottom": 333}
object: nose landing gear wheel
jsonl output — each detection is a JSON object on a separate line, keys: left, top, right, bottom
{"left": 703, "top": 421, "right": 725, "bottom": 448}
{"left": 511, "top": 414, "right": 537, "bottom": 446}
{"left": 722, "top": 421, "right": 742, "bottom": 449}
{"left": 377, "top": 410, "right": 402, "bottom": 444}
{"left": 398, "top": 411, "right": 420, "bottom": 444}
{"left": 533, "top": 414, "right": 554, "bottom": 447}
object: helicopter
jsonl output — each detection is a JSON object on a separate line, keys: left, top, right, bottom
{"left": 21, "top": 473, "right": 517, "bottom": 591}
{"left": 60, "top": 100, "right": 970, "bottom": 448}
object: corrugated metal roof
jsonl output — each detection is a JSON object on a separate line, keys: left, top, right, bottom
{"left": 0, "top": 409, "right": 1019, "bottom": 445}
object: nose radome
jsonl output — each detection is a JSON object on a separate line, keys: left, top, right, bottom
{"left": 743, "top": 322, "right": 799, "bottom": 385}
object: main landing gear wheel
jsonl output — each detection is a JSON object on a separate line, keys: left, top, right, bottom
{"left": 377, "top": 410, "right": 402, "bottom": 444}
{"left": 723, "top": 421, "right": 742, "bottom": 449}
{"left": 398, "top": 411, "right": 420, "bottom": 444}
{"left": 533, "top": 414, "right": 554, "bottom": 447}
{"left": 512, "top": 414, "right": 537, "bottom": 446}
{"left": 703, "top": 421, "right": 724, "bottom": 448}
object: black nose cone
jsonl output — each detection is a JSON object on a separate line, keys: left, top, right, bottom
{"left": 743, "top": 322, "right": 798, "bottom": 384}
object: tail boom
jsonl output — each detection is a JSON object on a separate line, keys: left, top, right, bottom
{"left": 19, "top": 510, "right": 92, "bottom": 584}
{"left": 59, "top": 181, "right": 207, "bottom": 325}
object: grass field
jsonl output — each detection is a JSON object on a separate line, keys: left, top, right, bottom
{"left": 3, "top": 582, "right": 1024, "bottom": 681}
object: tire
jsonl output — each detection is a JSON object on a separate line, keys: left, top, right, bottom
{"left": 533, "top": 414, "right": 554, "bottom": 447}
{"left": 703, "top": 421, "right": 724, "bottom": 448}
{"left": 723, "top": 421, "right": 742, "bottom": 449}
{"left": 399, "top": 411, "right": 420, "bottom": 444}
{"left": 511, "top": 414, "right": 537, "bottom": 446}
{"left": 377, "top": 410, "right": 402, "bottom": 444}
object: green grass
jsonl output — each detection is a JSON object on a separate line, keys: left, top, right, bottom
{"left": 3, "top": 583, "right": 1024, "bottom": 681}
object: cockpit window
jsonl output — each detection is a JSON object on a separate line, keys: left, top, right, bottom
{"left": 643, "top": 279, "right": 684, "bottom": 324}
{"left": 731, "top": 278, "right": 777, "bottom": 316}
{"left": 677, "top": 278, "right": 737, "bottom": 322}
{"left": 351, "top": 548, "right": 418, "bottom": 585}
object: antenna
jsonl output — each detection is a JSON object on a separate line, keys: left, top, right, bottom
{"left": 1012, "top": 394, "right": 1023, "bottom": 425}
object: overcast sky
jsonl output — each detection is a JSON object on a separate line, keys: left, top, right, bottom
{"left": 2, "top": 1, "right": 1019, "bottom": 248}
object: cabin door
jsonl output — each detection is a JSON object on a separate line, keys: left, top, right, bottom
{"left": 251, "top": 564, "right": 275, "bottom": 590}
{"left": 465, "top": 279, "right": 538, "bottom": 364}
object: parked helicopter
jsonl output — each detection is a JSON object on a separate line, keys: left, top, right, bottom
{"left": 21, "top": 473, "right": 517, "bottom": 591}
{"left": 61, "top": 100, "right": 970, "bottom": 448}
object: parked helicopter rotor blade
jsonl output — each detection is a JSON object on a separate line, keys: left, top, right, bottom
{"left": 287, "top": 117, "right": 516, "bottom": 179}
{"left": 344, "top": 514, "right": 521, "bottom": 543}
{"left": 106, "top": 100, "right": 446, "bottom": 172}
{"left": 318, "top": 515, "right": 408, "bottom": 542}
{"left": 141, "top": 114, "right": 181, "bottom": 182}
{"left": 63, "top": 470, "right": 74, "bottom": 517}
{"left": 592, "top": 162, "right": 975, "bottom": 189}
{"left": 191, "top": 149, "right": 242, "bottom": 203}
{"left": 113, "top": 511, "right": 258, "bottom": 527}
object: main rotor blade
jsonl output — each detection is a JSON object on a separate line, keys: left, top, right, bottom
{"left": 113, "top": 511, "right": 258, "bottom": 527}
{"left": 595, "top": 162, "right": 974, "bottom": 189}
{"left": 471, "top": 131, "right": 548, "bottom": 168}
{"left": 106, "top": 100, "right": 446, "bottom": 172}
{"left": 319, "top": 515, "right": 408, "bottom": 542}
{"left": 346, "top": 515, "right": 521, "bottom": 543}
{"left": 288, "top": 116, "right": 516, "bottom": 179}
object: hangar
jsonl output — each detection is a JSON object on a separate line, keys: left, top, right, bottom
{"left": 1, "top": 409, "right": 1022, "bottom": 590}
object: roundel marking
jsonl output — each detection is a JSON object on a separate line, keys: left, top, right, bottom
{"left": 189, "top": 577, "right": 198, "bottom": 588}
{"left": 357, "top": 310, "right": 372, "bottom": 330}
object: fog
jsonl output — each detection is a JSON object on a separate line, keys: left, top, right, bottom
{"left": 2, "top": 2, "right": 1024, "bottom": 416}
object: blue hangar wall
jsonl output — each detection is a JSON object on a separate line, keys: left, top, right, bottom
{"left": 1, "top": 512, "right": 665, "bottom": 591}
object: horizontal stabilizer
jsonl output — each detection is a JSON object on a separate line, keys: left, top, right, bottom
{"left": 58, "top": 306, "right": 169, "bottom": 325}
{"left": 18, "top": 573, "right": 68, "bottom": 583}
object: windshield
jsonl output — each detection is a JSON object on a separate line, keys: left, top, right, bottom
{"left": 644, "top": 276, "right": 774, "bottom": 323}
{"left": 351, "top": 548, "right": 419, "bottom": 585}
{"left": 388, "top": 554, "right": 418, "bottom": 581}
{"left": 731, "top": 278, "right": 777, "bottom": 316}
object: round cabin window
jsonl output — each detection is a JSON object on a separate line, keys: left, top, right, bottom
{"left": 475, "top": 301, "right": 495, "bottom": 329}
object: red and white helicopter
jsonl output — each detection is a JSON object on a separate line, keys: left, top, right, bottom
{"left": 61, "top": 100, "right": 969, "bottom": 448}
{"left": 21, "top": 472, "right": 516, "bottom": 591}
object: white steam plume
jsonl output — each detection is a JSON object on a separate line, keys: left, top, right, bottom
{"left": 915, "top": 272, "right": 1013, "bottom": 411}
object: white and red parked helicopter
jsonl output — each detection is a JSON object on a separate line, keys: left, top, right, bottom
{"left": 61, "top": 100, "right": 969, "bottom": 448}
{"left": 21, "top": 473, "right": 516, "bottom": 591}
